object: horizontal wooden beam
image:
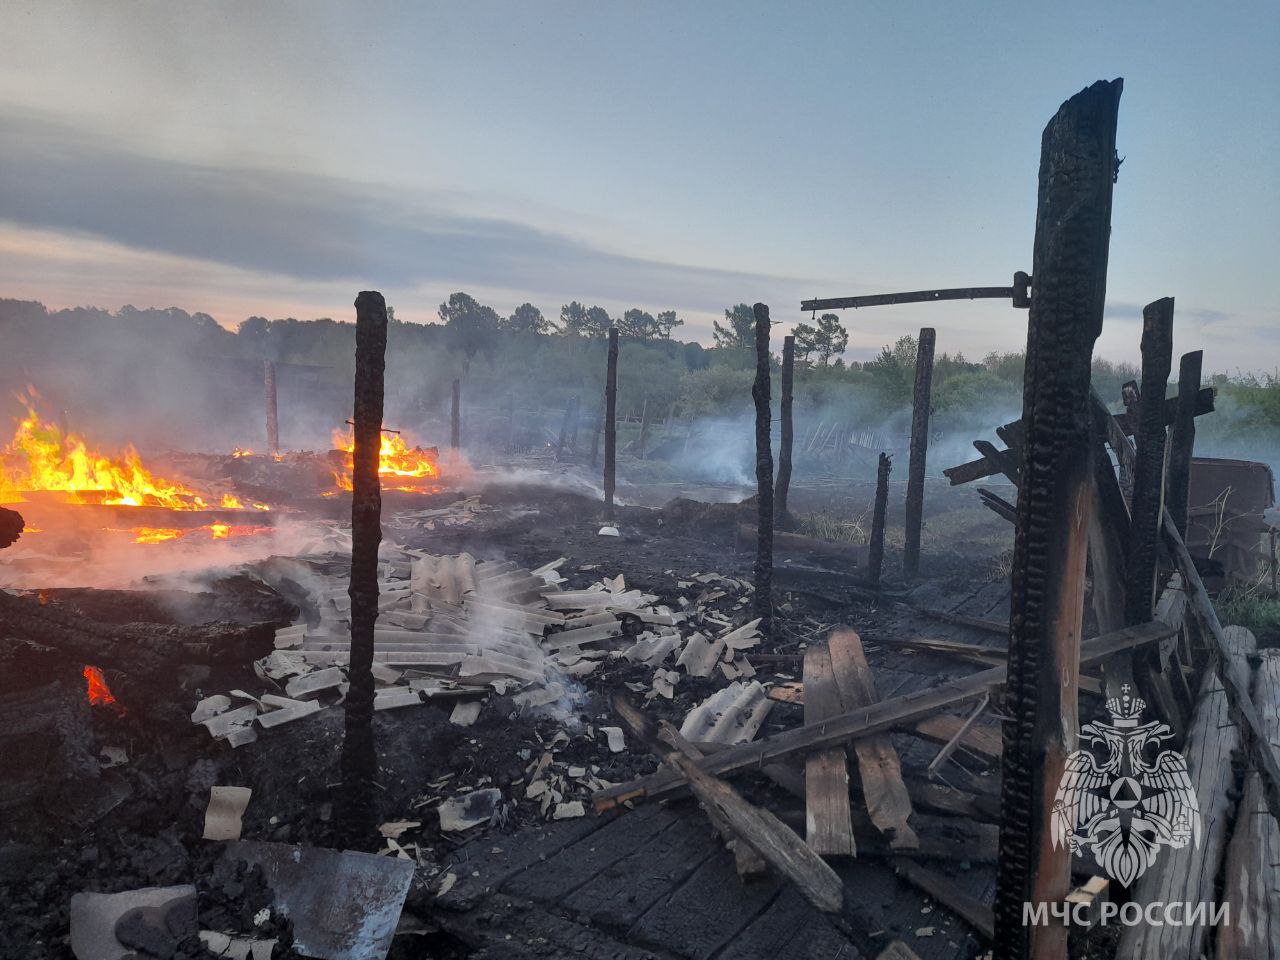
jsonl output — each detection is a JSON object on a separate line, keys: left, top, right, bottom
{"left": 593, "top": 621, "right": 1176, "bottom": 811}
{"left": 943, "top": 387, "right": 1215, "bottom": 486}
{"left": 802, "top": 285, "right": 1020, "bottom": 313}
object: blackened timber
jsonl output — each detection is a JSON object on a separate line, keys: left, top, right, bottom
{"left": 801, "top": 284, "right": 1020, "bottom": 312}
{"left": 972, "top": 439, "right": 1019, "bottom": 485}
{"left": 994, "top": 79, "right": 1121, "bottom": 960}
{"left": 868, "top": 453, "right": 891, "bottom": 586}
{"left": 592, "top": 621, "right": 1173, "bottom": 811}
{"left": 264, "top": 359, "right": 279, "bottom": 458}
{"left": 1125, "top": 299, "right": 1174, "bottom": 626}
{"left": 903, "top": 327, "right": 935, "bottom": 579}
{"left": 751, "top": 304, "right": 774, "bottom": 637}
{"left": 339, "top": 290, "right": 388, "bottom": 847}
{"left": 604, "top": 328, "right": 619, "bottom": 519}
{"left": 1086, "top": 400, "right": 1134, "bottom": 701}
{"left": 450, "top": 378, "right": 461, "bottom": 449}
{"left": 775, "top": 335, "right": 795, "bottom": 523}
{"left": 941, "top": 386, "right": 1213, "bottom": 486}
{"left": 1166, "top": 351, "right": 1203, "bottom": 539}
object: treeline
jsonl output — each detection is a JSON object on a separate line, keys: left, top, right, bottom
{"left": 0, "top": 296, "right": 1275, "bottom": 466}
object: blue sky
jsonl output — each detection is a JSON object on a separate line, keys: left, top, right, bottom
{"left": 0, "top": 1, "right": 1275, "bottom": 370}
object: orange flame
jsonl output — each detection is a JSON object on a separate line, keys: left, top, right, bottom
{"left": 331, "top": 428, "right": 439, "bottom": 492}
{"left": 84, "top": 666, "right": 116, "bottom": 705}
{"left": 0, "top": 402, "right": 269, "bottom": 511}
{"left": 122, "top": 523, "right": 268, "bottom": 544}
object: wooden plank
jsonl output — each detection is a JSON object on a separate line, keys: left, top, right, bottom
{"left": 828, "top": 627, "right": 918, "bottom": 849}
{"left": 593, "top": 622, "right": 1176, "bottom": 811}
{"left": 942, "top": 386, "right": 1215, "bottom": 486}
{"left": 910, "top": 714, "right": 1002, "bottom": 760}
{"left": 903, "top": 328, "right": 936, "bottom": 579}
{"left": 1220, "top": 648, "right": 1280, "bottom": 960}
{"left": 653, "top": 721, "right": 843, "bottom": 914}
{"left": 1116, "top": 624, "right": 1256, "bottom": 959}
{"left": 802, "top": 644, "right": 856, "bottom": 856}
{"left": 629, "top": 850, "right": 784, "bottom": 959}
{"left": 891, "top": 858, "right": 994, "bottom": 941}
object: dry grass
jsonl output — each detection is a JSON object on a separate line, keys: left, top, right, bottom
{"left": 796, "top": 508, "right": 871, "bottom": 545}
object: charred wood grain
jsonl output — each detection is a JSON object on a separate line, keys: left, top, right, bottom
{"left": 1165, "top": 350, "right": 1202, "bottom": 540}
{"left": 776, "top": 335, "right": 795, "bottom": 523}
{"left": 339, "top": 290, "right": 388, "bottom": 846}
{"left": 752, "top": 304, "right": 774, "bottom": 638}
{"left": 604, "top": 327, "right": 619, "bottom": 519}
{"left": 868, "top": 453, "right": 891, "bottom": 586}
{"left": 903, "top": 327, "right": 935, "bottom": 579}
{"left": 994, "top": 79, "right": 1121, "bottom": 960}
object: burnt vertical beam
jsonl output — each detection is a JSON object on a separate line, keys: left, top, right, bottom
{"left": 868, "top": 453, "right": 892, "bottom": 588}
{"left": 604, "top": 327, "right": 619, "bottom": 519}
{"left": 994, "top": 79, "right": 1122, "bottom": 960}
{"left": 1119, "top": 379, "right": 1141, "bottom": 501}
{"left": 775, "top": 335, "right": 796, "bottom": 524}
{"left": 1165, "top": 350, "right": 1203, "bottom": 540}
{"left": 902, "top": 327, "right": 936, "bottom": 579}
{"left": 264, "top": 360, "right": 280, "bottom": 458}
{"left": 338, "top": 290, "right": 388, "bottom": 848}
{"left": 751, "top": 303, "right": 774, "bottom": 639}
{"left": 1087, "top": 396, "right": 1134, "bottom": 701}
{"left": 1125, "top": 299, "right": 1182, "bottom": 737}
{"left": 450, "top": 379, "right": 461, "bottom": 450}
{"left": 555, "top": 396, "right": 577, "bottom": 462}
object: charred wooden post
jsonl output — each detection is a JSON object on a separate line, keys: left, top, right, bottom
{"left": 264, "top": 360, "right": 279, "bottom": 458}
{"left": 338, "top": 290, "right": 388, "bottom": 847}
{"left": 1165, "top": 350, "right": 1203, "bottom": 540}
{"left": 604, "top": 327, "right": 619, "bottom": 519}
{"left": 751, "top": 303, "right": 774, "bottom": 639}
{"left": 450, "top": 378, "right": 461, "bottom": 450}
{"left": 1125, "top": 299, "right": 1182, "bottom": 735}
{"left": 994, "top": 79, "right": 1122, "bottom": 960}
{"left": 868, "top": 453, "right": 892, "bottom": 588}
{"left": 636, "top": 398, "right": 652, "bottom": 460}
{"left": 1119, "top": 379, "right": 1141, "bottom": 500}
{"left": 775, "top": 335, "right": 796, "bottom": 524}
{"left": 902, "top": 327, "right": 936, "bottom": 579}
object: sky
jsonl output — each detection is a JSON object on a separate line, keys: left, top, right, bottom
{"left": 0, "top": 1, "right": 1276, "bottom": 371}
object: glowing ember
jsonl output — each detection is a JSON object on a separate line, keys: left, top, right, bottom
{"left": 209, "top": 522, "right": 230, "bottom": 539}
{"left": 332, "top": 428, "right": 440, "bottom": 492}
{"left": 132, "top": 527, "right": 182, "bottom": 544}
{"left": 83, "top": 665, "right": 116, "bottom": 705}
{"left": 0, "top": 401, "right": 269, "bottom": 511}
{"left": 231, "top": 447, "right": 254, "bottom": 458}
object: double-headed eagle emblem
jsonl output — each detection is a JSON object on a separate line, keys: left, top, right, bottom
{"left": 1052, "top": 684, "right": 1200, "bottom": 887}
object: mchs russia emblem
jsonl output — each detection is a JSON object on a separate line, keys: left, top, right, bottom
{"left": 1052, "top": 684, "right": 1201, "bottom": 887}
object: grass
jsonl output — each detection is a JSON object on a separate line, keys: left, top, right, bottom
{"left": 1215, "top": 581, "right": 1280, "bottom": 640}
{"left": 796, "top": 508, "right": 871, "bottom": 544}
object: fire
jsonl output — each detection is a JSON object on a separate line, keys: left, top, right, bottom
{"left": 332, "top": 428, "right": 440, "bottom": 492}
{"left": 0, "top": 402, "right": 269, "bottom": 511}
{"left": 231, "top": 447, "right": 254, "bottom": 458}
{"left": 123, "top": 523, "right": 267, "bottom": 544}
{"left": 83, "top": 666, "right": 116, "bottom": 705}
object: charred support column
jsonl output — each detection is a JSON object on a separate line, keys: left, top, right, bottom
{"left": 902, "top": 328, "right": 936, "bottom": 579}
{"left": 775, "top": 335, "right": 795, "bottom": 525}
{"left": 994, "top": 79, "right": 1122, "bottom": 960}
{"left": 751, "top": 304, "right": 774, "bottom": 639}
{"left": 1165, "top": 350, "right": 1203, "bottom": 539}
{"left": 604, "top": 328, "right": 619, "bottom": 519}
{"left": 264, "top": 360, "right": 280, "bottom": 458}
{"left": 450, "top": 379, "right": 461, "bottom": 450}
{"left": 1119, "top": 379, "right": 1141, "bottom": 501}
{"left": 1126, "top": 299, "right": 1181, "bottom": 735}
{"left": 868, "top": 453, "right": 892, "bottom": 588}
{"left": 338, "top": 290, "right": 388, "bottom": 847}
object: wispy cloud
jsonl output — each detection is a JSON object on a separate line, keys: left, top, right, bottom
{"left": 0, "top": 111, "right": 821, "bottom": 314}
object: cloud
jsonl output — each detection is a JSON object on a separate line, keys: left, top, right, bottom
{"left": 0, "top": 111, "right": 821, "bottom": 314}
